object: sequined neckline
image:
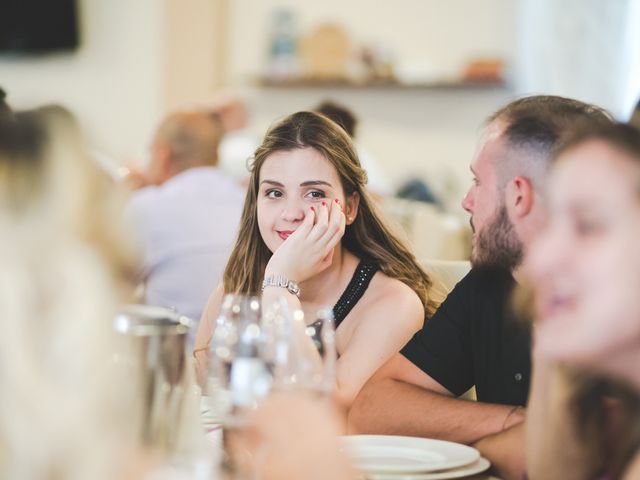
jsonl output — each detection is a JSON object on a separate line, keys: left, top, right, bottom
{"left": 331, "top": 260, "right": 379, "bottom": 329}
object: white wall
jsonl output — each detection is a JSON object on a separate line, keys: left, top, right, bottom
{"left": 516, "top": 0, "right": 640, "bottom": 119}
{"left": 0, "top": 0, "right": 165, "bottom": 160}
{"left": 0, "top": 0, "right": 225, "bottom": 163}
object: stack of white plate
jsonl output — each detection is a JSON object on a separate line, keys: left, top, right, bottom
{"left": 341, "top": 435, "right": 491, "bottom": 479}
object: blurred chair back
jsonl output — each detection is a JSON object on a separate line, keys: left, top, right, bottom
{"left": 420, "top": 258, "right": 471, "bottom": 295}
{"left": 379, "top": 198, "right": 470, "bottom": 261}
{"left": 420, "top": 258, "right": 476, "bottom": 401}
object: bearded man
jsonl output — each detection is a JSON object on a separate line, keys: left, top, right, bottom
{"left": 348, "top": 96, "right": 611, "bottom": 479}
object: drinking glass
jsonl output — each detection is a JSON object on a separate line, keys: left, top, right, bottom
{"left": 262, "top": 300, "right": 336, "bottom": 397}
{"left": 206, "top": 294, "right": 272, "bottom": 478}
{"left": 206, "top": 295, "right": 272, "bottom": 419}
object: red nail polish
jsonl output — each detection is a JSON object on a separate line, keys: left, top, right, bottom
{"left": 310, "top": 206, "right": 315, "bottom": 211}
{"left": 334, "top": 198, "right": 340, "bottom": 204}
{"left": 322, "top": 201, "right": 326, "bottom": 206}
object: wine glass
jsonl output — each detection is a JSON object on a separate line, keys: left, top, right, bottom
{"left": 206, "top": 294, "right": 272, "bottom": 478}
{"left": 262, "top": 300, "right": 336, "bottom": 397}
{"left": 304, "top": 307, "right": 337, "bottom": 396}
{"left": 206, "top": 294, "right": 272, "bottom": 422}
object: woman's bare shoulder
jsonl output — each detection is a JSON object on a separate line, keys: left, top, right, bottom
{"left": 368, "top": 271, "right": 421, "bottom": 302}
{"left": 359, "top": 272, "right": 423, "bottom": 324}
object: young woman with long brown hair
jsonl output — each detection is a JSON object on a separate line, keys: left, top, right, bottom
{"left": 194, "top": 111, "right": 436, "bottom": 407}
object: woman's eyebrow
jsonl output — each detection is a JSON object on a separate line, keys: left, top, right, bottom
{"left": 300, "top": 180, "right": 333, "bottom": 188}
{"left": 260, "top": 180, "right": 284, "bottom": 187}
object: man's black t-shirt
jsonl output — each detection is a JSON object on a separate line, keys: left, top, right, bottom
{"left": 401, "top": 267, "right": 531, "bottom": 406}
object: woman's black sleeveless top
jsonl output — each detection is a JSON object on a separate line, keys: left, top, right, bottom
{"left": 331, "top": 260, "right": 379, "bottom": 328}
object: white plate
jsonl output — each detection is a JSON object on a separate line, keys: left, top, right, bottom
{"left": 362, "top": 457, "right": 491, "bottom": 480}
{"left": 342, "top": 435, "right": 480, "bottom": 474}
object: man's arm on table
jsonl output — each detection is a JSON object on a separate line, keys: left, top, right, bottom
{"left": 348, "top": 353, "right": 525, "bottom": 445}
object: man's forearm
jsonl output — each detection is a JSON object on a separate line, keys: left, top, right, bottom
{"left": 349, "top": 377, "right": 523, "bottom": 444}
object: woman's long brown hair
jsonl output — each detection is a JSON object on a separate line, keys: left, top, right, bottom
{"left": 223, "top": 111, "right": 437, "bottom": 318}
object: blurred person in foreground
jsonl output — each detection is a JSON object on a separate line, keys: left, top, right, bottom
{"left": 525, "top": 123, "right": 640, "bottom": 479}
{"left": 348, "top": 96, "right": 612, "bottom": 479}
{"left": 126, "top": 110, "right": 244, "bottom": 342}
{"left": 0, "top": 104, "right": 356, "bottom": 480}
{"left": 0, "top": 105, "right": 140, "bottom": 479}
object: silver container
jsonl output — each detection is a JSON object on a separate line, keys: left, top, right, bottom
{"left": 114, "top": 305, "right": 193, "bottom": 454}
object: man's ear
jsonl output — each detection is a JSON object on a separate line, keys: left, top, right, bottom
{"left": 345, "top": 192, "right": 360, "bottom": 224}
{"left": 505, "top": 176, "right": 534, "bottom": 218}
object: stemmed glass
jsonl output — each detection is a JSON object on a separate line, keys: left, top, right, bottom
{"left": 206, "top": 294, "right": 273, "bottom": 420}
{"left": 206, "top": 294, "right": 272, "bottom": 478}
{"left": 205, "top": 294, "right": 337, "bottom": 477}
{"left": 262, "top": 299, "right": 337, "bottom": 397}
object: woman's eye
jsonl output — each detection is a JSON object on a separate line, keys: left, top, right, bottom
{"left": 266, "top": 190, "right": 283, "bottom": 199}
{"left": 307, "top": 190, "right": 326, "bottom": 200}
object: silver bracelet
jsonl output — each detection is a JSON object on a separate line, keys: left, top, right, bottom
{"left": 261, "top": 274, "right": 300, "bottom": 297}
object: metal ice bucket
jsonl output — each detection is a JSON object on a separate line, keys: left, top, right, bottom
{"left": 114, "top": 305, "right": 193, "bottom": 453}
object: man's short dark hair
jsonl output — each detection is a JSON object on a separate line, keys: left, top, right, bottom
{"left": 490, "top": 95, "right": 612, "bottom": 155}
{"left": 488, "top": 95, "right": 613, "bottom": 188}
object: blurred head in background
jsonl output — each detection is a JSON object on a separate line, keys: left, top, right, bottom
{"left": 315, "top": 100, "right": 357, "bottom": 138}
{"left": 0, "top": 87, "right": 11, "bottom": 118}
{"left": 462, "top": 95, "right": 612, "bottom": 272}
{"left": 629, "top": 97, "right": 640, "bottom": 129}
{"left": 209, "top": 93, "right": 250, "bottom": 134}
{"left": 528, "top": 122, "right": 640, "bottom": 386}
{"left": 0, "top": 106, "right": 139, "bottom": 479}
{"left": 146, "top": 110, "right": 223, "bottom": 186}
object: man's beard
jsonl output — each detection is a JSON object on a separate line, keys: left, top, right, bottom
{"left": 471, "top": 205, "right": 523, "bottom": 270}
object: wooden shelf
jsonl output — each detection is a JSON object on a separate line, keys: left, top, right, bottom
{"left": 255, "top": 77, "right": 508, "bottom": 91}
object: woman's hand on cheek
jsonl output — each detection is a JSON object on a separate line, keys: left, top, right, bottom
{"left": 318, "top": 197, "right": 346, "bottom": 264}
{"left": 265, "top": 199, "right": 345, "bottom": 283}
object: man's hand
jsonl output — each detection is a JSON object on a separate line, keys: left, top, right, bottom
{"left": 122, "top": 165, "right": 151, "bottom": 191}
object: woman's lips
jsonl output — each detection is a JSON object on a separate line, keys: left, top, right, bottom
{"left": 278, "top": 230, "right": 294, "bottom": 240}
{"left": 540, "top": 294, "right": 576, "bottom": 320}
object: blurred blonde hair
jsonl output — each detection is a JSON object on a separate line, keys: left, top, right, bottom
{"left": 0, "top": 108, "right": 140, "bottom": 480}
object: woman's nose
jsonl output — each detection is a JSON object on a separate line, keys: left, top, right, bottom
{"left": 281, "top": 198, "right": 305, "bottom": 222}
